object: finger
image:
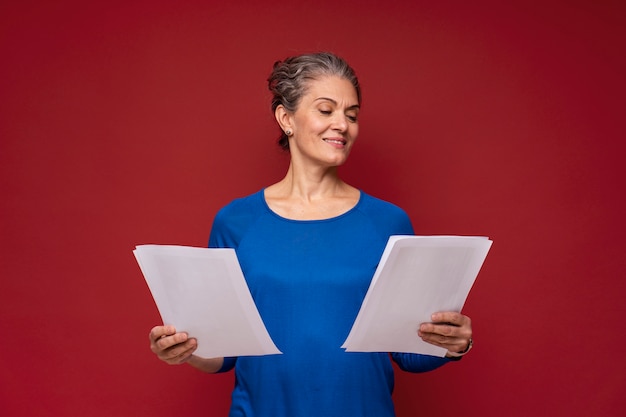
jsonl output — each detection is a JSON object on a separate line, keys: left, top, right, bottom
{"left": 152, "top": 332, "right": 189, "bottom": 353}
{"left": 419, "top": 331, "right": 468, "bottom": 351}
{"left": 419, "top": 322, "right": 458, "bottom": 336}
{"left": 422, "top": 330, "right": 456, "bottom": 347}
{"left": 436, "top": 340, "right": 468, "bottom": 352}
{"left": 163, "top": 338, "right": 198, "bottom": 364}
{"left": 149, "top": 325, "right": 177, "bottom": 343}
{"left": 424, "top": 322, "right": 472, "bottom": 339}
{"left": 430, "top": 311, "right": 467, "bottom": 326}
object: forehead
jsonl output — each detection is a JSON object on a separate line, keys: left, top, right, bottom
{"left": 303, "top": 76, "right": 359, "bottom": 105}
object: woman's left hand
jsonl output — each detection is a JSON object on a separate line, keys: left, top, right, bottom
{"left": 418, "top": 312, "right": 472, "bottom": 357}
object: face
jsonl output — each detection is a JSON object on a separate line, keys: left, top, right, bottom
{"left": 280, "top": 76, "right": 360, "bottom": 169}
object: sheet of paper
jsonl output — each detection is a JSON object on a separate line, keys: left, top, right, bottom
{"left": 134, "top": 245, "right": 281, "bottom": 358}
{"left": 342, "top": 235, "right": 492, "bottom": 357}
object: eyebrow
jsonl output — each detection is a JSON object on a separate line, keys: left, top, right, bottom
{"left": 315, "top": 97, "right": 360, "bottom": 110}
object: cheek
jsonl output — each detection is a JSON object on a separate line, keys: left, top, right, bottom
{"left": 350, "top": 124, "right": 359, "bottom": 139}
{"left": 297, "top": 115, "right": 323, "bottom": 133}
{"left": 308, "top": 120, "right": 331, "bottom": 136}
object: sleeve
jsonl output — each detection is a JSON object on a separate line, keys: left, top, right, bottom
{"left": 216, "top": 356, "right": 237, "bottom": 373}
{"left": 382, "top": 199, "right": 453, "bottom": 373}
{"left": 208, "top": 195, "right": 258, "bottom": 249}
{"left": 360, "top": 194, "right": 415, "bottom": 238}
{"left": 208, "top": 208, "right": 229, "bottom": 248}
{"left": 206, "top": 195, "right": 259, "bottom": 372}
{"left": 207, "top": 205, "right": 239, "bottom": 372}
{"left": 390, "top": 352, "right": 452, "bottom": 373}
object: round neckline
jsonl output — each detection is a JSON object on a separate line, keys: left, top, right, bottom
{"left": 260, "top": 188, "right": 363, "bottom": 223}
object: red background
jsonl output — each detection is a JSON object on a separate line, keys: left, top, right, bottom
{"left": 1, "top": 1, "right": 625, "bottom": 416}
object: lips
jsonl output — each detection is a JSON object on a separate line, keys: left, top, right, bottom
{"left": 323, "top": 138, "right": 347, "bottom": 145}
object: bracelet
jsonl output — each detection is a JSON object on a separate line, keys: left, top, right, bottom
{"left": 446, "top": 338, "right": 473, "bottom": 358}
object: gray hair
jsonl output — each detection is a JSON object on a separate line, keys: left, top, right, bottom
{"left": 267, "top": 52, "right": 361, "bottom": 150}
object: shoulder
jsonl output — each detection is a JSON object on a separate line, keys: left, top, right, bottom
{"left": 356, "top": 192, "right": 414, "bottom": 235}
{"left": 358, "top": 192, "right": 410, "bottom": 219}
{"left": 209, "top": 190, "right": 266, "bottom": 248}
{"left": 215, "top": 190, "right": 264, "bottom": 219}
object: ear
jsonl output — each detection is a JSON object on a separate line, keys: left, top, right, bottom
{"left": 274, "top": 105, "right": 294, "bottom": 134}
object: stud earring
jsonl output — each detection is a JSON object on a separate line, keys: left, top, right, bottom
{"left": 285, "top": 130, "right": 292, "bottom": 136}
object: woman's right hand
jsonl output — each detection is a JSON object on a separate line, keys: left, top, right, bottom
{"left": 149, "top": 325, "right": 198, "bottom": 365}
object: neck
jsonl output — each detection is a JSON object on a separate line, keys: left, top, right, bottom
{"left": 276, "top": 163, "right": 346, "bottom": 201}
{"left": 263, "top": 163, "right": 359, "bottom": 220}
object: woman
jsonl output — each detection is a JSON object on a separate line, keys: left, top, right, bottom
{"left": 149, "top": 52, "right": 473, "bottom": 416}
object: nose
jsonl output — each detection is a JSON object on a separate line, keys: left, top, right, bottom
{"left": 331, "top": 114, "right": 348, "bottom": 132}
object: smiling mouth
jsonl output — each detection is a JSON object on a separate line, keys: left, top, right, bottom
{"left": 323, "top": 138, "right": 347, "bottom": 145}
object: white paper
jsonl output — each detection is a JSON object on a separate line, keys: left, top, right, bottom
{"left": 342, "top": 235, "right": 492, "bottom": 357}
{"left": 134, "top": 245, "right": 281, "bottom": 358}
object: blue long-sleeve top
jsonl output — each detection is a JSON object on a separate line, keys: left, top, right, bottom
{"left": 208, "top": 189, "right": 451, "bottom": 417}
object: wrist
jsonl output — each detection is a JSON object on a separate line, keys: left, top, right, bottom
{"left": 187, "top": 355, "right": 224, "bottom": 373}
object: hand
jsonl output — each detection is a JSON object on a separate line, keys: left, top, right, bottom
{"left": 149, "top": 325, "right": 198, "bottom": 365}
{"left": 418, "top": 312, "right": 472, "bottom": 356}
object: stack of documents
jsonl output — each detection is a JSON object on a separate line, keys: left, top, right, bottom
{"left": 342, "top": 235, "right": 492, "bottom": 357}
{"left": 134, "top": 235, "right": 491, "bottom": 359}
{"left": 134, "top": 245, "right": 281, "bottom": 359}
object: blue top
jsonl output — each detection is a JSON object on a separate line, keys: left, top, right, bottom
{"left": 208, "top": 189, "right": 450, "bottom": 417}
